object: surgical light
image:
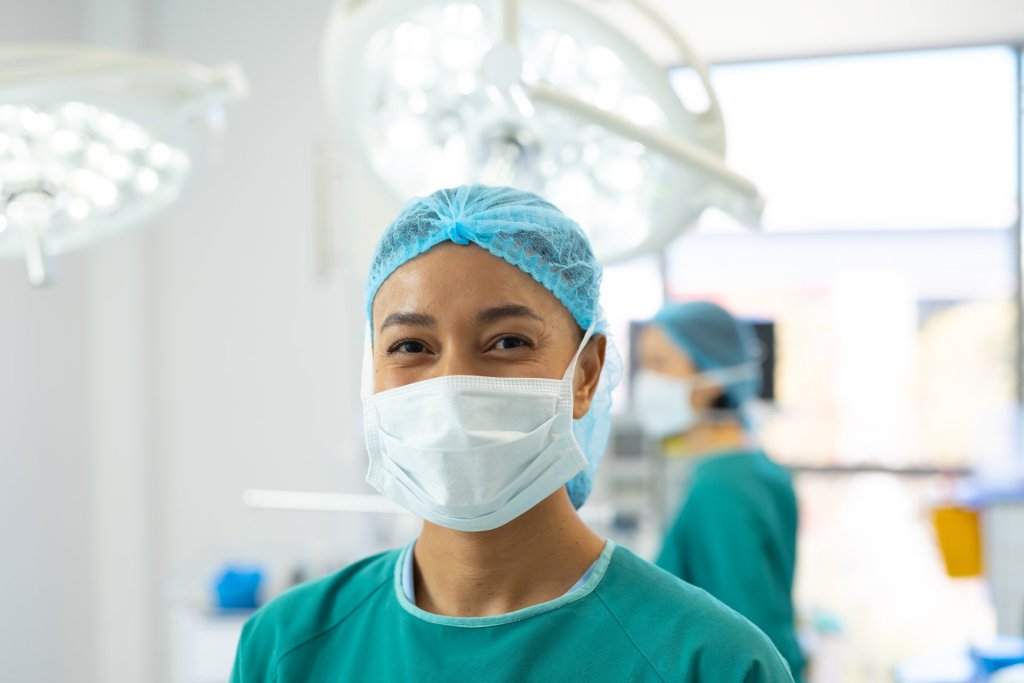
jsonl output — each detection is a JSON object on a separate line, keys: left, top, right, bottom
{"left": 323, "top": 0, "right": 762, "bottom": 264}
{"left": 0, "top": 45, "right": 246, "bottom": 286}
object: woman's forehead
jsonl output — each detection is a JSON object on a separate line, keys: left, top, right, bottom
{"left": 372, "top": 242, "right": 574, "bottom": 327}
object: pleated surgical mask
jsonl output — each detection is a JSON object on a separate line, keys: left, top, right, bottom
{"left": 632, "top": 365, "right": 759, "bottom": 439}
{"left": 361, "top": 325, "right": 595, "bottom": 532}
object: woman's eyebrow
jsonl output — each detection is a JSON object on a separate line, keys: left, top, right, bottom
{"left": 476, "top": 304, "right": 543, "bottom": 325}
{"left": 380, "top": 311, "right": 436, "bottom": 331}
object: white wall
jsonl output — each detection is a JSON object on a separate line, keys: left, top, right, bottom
{"left": 2, "top": 0, "right": 83, "bottom": 43}
{"left": 0, "top": 6, "right": 95, "bottom": 683}
{"left": 0, "top": 258, "right": 96, "bottom": 683}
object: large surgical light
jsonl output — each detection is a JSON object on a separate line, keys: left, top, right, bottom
{"left": 323, "top": 0, "right": 762, "bottom": 264}
{"left": 0, "top": 44, "right": 246, "bottom": 285}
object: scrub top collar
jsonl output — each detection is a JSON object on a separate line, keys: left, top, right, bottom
{"left": 394, "top": 539, "right": 616, "bottom": 628}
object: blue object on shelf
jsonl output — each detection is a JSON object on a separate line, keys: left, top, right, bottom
{"left": 213, "top": 564, "right": 264, "bottom": 610}
{"left": 972, "top": 637, "right": 1024, "bottom": 678}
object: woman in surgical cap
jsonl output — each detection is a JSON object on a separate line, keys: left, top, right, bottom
{"left": 635, "top": 301, "right": 804, "bottom": 682}
{"left": 231, "top": 187, "right": 794, "bottom": 682}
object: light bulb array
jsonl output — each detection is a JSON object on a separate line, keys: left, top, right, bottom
{"left": 0, "top": 101, "right": 189, "bottom": 240}
{"left": 325, "top": 0, "right": 745, "bottom": 263}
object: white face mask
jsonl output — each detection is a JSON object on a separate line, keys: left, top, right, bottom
{"left": 632, "top": 365, "right": 758, "bottom": 439}
{"left": 632, "top": 370, "right": 698, "bottom": 438}
{"left": 361, "top": 325, "right": 594, "bottom": 532}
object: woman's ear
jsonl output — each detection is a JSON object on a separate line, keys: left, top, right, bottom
{"left": 573, "top": 335, "right": 607, "bottom": 419}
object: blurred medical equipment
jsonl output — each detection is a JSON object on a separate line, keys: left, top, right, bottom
{"left": 171, "top": 607, "right": 248, "bottom": 683}
{"left": 933, "top": 495, "right": 1024, "bottom": 637}
{"left": 894, "top": 638, "right": 1024, "bottom": 683}
{"left": 974, "top": 639, "right": 1024, "bottom": 679}
{"left": 894, "top": 650, "right": 978, "bottom": 683}
{"left": 930, "top": 407, "right": 1024, "bottom": 637}
{"left": 986, "top": 500, "right": 1024, "bottom": 637}
{"left": 991, "top": 665, "right": 1024, "bottom": 683}
{"left": 0, "top": 44, "right": 246, "bottom": 285}
{"left": 932, "top": 504, "right": 985, "bottom": 578}
{"left": 322, "top": 0, "right": 762, "bottom": 264}
{"left": 213, "top": 564, "right": 265, "bottom": 611}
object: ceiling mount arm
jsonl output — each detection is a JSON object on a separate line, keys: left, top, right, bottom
{"left": 499, "top": 0, "right": 520, "bottom": 47}
{"left": 530, "top": 83, "right": 761, "bottom": 206}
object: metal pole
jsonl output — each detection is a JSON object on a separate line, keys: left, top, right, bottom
{"left": 7, "top": 193, "right": 56, "bottom": 287}
{"left": 499, "top": 0, "right": 519, "bottom": 46}
{"left": 1015, "top": 47, "right": 1023, "bottom": 405}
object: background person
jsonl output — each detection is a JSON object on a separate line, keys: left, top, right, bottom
{"left": 635, "top": 300, "right": 804, "bottom": 682}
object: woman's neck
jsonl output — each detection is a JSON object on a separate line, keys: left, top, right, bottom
{"left": 412, "top": 490, "right": 605, "bottom": 617}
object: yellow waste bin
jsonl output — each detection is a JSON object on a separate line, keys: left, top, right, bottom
{"left": 931, "top": 505, "right": 984, "bottom": 578}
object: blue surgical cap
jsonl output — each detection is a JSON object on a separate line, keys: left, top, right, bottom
{"left": 365, "top": 184, "right": 622, "bottom": 509}
{"left": 366, "top": 185, "right": 602, "bottom": 331}
{"left": 652, "top": 301, "right": 760, "bottom": 409}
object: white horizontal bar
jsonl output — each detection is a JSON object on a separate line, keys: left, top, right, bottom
{"left": 242, "top": 489, "right": 408, "bottom": 514}
{"left": 243, "top": 488, "right": 620, "bottom": 525}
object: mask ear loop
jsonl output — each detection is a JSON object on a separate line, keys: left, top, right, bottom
{"left": 562, "top": 322, "right": 598, "bottom": 382}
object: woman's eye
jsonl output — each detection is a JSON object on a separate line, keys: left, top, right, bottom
{"left": 492, "top": 335, "right": 530, "bottom": 351}
{"left": 388, "top": 340, "right": 426, "bottom": 355}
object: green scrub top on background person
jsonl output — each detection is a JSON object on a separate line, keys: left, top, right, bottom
{"left": 656, "top": 450, "right": 804, "bottom": 681}
{"left": 231, "top": 541, "right": 794, "bottom": 682}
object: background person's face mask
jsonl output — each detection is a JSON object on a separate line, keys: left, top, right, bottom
{"left": 361, "top": 326, "right": 595, "bottom": 532}
{"left": 632, "top": 365, "right": 758, "bottom": 439}
{"left": 632, "top": 370, "right": 698, "bottom": 438}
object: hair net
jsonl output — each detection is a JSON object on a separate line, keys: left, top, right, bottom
{"left": 365, "top": 184, "right": 622, "bottom": 509}
{"left": 651, "top": 301, "right": 761, "bottom": 409}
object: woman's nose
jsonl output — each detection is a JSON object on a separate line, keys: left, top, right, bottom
{"left": 433, "top": 349, "right": 479, "bottom": 378}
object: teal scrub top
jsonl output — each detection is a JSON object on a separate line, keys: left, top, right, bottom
{"left": 231, "top": 541, "right": 794, "bottom": 682}
{"left": 656, "top": 451, "right": 804, "bottom": 682}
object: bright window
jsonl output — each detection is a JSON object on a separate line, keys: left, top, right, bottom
{"left": 677, "top": 47, "right": 1019, "bottom": 232}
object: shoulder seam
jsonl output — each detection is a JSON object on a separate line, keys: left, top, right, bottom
{"left": 594, "top": 590, "right": 668, "bottom": 683}
{"left": 271, "top": 572, "right": 392, "bottom": 678}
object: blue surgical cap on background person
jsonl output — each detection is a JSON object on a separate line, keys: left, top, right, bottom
{"left": 651, "top": 301, "right": 761, "bottom": 409}
{"left": 365, "top": 184, "right": 622, "bottom": 510}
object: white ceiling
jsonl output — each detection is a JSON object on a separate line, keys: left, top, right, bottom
{"left": 607, "top": 0, "right": 1024, "bottom": 64}
{"left": 4, "top": 0, "right": 1022, "bottom": 64}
